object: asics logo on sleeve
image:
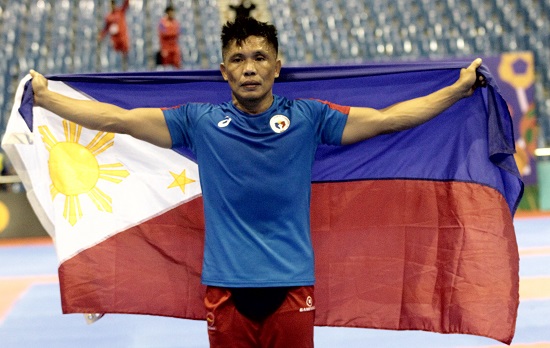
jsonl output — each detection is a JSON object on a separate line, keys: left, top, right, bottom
{"left": 218, "top": 116, "right": 232, "bottom": 128}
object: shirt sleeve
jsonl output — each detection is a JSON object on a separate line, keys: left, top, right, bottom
{"left": 308, "top": 99, "right": 350, "bottom": 146}
{"left": 162, "top": 103, "right": 203, "bottom": 151}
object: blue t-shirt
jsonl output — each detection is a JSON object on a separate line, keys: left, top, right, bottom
{"left": 163, "top": 95, "right": 348, "bottom": 287}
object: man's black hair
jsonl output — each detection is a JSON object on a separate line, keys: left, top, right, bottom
{"left": 221, "top": 16, "right": 278, "bottom": 58}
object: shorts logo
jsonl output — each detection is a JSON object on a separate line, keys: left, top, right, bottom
{"left": 269, "top": 115, "right": 290, "bottom": 133}
{"left": 206, "top": 312, "right": 216, "bottom": 330}
{"left": 299, "top": 295, "right": 315, "bottom": 312}
{"left": 218, "top": 116, "right": 232, "bottom": 128}
{"left": 306, "top": 296, "right": 313, "bottom": 307}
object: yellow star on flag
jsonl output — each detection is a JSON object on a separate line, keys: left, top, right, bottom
{"left": 168, "top": 169, "right": 196, "bottom": 193}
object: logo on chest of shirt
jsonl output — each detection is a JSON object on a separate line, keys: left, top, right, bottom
{"left": 217, "top": 116, "right": 232, "bottom": 128}
{"left": 269, "top": 115, "right": 290, "bottom": 134}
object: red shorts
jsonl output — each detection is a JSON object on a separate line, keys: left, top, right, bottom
{"left": 161, "top": 49, "right": 181, "bottom": 68}
{"left": 111, "top": 38, "right": 129, "bottom": 54}
{"left": 205, "top": 286, "right": 315, "bottom": 348}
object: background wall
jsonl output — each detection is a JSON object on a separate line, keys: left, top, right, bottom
{"left": 0, "top": 192, "right": 48, "bottom": 239}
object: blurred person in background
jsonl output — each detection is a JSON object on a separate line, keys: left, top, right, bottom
{"left": 157, "top": 4, "right": 182, "bottom": 69}
{"left": 98, "top": 0, "right": 130, "bottom": 71}
{"left": 229, "top": 0, "right": 257, "bottom": 20}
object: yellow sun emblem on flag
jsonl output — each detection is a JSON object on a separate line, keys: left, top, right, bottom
{"left": 39, "top": 120, "right": 130, "bottom": 226}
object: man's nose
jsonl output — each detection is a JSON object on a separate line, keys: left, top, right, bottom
{"left": 244, "top": 60, "right": 256, "bottom": 75}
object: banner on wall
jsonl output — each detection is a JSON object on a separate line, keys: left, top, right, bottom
{"left": 484, "top": 52, "right": 538, "bottom": 209}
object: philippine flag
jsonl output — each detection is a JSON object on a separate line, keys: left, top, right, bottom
{"left": 2, "top": 61, "right": 522, "bottom": 344}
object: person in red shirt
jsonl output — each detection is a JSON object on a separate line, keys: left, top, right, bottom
{"left": 98, "top": 0, "right": 130, "bottom": 71}
{"left": 157, "top": 5, "right": 181, "bottom": 69}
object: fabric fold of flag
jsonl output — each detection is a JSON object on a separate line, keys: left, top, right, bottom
{"left": 2, "top": 60, "right": 522, "bottom": 344}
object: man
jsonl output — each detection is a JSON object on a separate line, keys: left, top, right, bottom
{"left": 229, "top": 0, "right": 257, "bottom": 20}
{"left": 157, "top": 4, "right": 181, "bottom": 69}
{"left": 98, "top": 0, "right": 130, "bottom": 71}
{"left": 30, "top": 16, "right": 484, "bottom": 348}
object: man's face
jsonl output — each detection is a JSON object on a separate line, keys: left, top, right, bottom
{"left": 220, "top": 36, "right": 281, "bottom": 110}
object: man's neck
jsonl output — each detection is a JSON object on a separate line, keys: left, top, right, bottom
{"left": 233, "top": 95, "right": 274, "bottom": 115}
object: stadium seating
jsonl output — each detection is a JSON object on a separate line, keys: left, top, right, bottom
{"left": 0, "top": 0, "right": 548, "bottom": 141}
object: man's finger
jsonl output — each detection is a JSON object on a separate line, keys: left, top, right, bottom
{"left": 470, "top": 57, "right": 483, "bottom": 69}
{"left": 475, "top": 71, "right": 487, "bottom": 88}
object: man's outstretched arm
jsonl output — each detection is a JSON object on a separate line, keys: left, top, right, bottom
{"left": 341, "top": 58, "right": 485, "bottom": 145}
{"left": 30, "top": 70, "right": 173, "bottom": 148}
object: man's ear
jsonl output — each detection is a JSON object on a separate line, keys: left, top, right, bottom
{"left": 220, "top": 63, "right": 228, "bottom": 81}
{"left": 274, "top": 59, "right": 282, "bottom": 78}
